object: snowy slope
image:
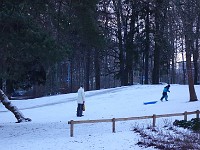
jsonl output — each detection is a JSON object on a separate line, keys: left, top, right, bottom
{"left": 0, "top": 84, "right": 200, "bottom": 150}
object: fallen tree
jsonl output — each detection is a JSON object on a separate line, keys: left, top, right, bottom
{"left": 0, "top": 89, "right": 31, "bottom": 123}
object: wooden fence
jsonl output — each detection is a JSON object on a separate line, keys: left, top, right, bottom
{"left": 68, "top": 110, "right": 200, "bottom": 137}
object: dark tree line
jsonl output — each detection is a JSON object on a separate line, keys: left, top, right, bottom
{"left": 0, "top": 0, "right": 199, "bottom": 101}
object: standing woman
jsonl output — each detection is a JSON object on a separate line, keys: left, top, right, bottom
{"left": 77, "top": 85, "right": 85, "bottom": 117}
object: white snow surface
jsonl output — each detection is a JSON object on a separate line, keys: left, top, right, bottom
{"left": 0, "top": 84, "right": 200, "bottom": 150}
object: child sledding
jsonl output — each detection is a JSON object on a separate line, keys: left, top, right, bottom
{"left": 160, "top": 84, "right": 170, "bottom": 101}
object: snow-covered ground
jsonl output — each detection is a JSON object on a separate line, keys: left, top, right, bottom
{"left": 0, "top": 84, "right": 200, "bottom": 150}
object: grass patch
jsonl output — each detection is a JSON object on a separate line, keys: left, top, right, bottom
{"left": 134, "top": 119, "right": 200, "bottom": 149}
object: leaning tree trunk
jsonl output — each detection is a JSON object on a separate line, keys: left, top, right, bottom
{"left": 0, "top": 89, "right": 31, "bottom": 123}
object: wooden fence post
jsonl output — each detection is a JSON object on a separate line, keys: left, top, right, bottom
{"left": 70, "top": 120, "right": 74, "bottom": 137}
{"left": 196, "top": 110, "right": 200, "bottom": 119}
{"left": 153, "top": 114, "right": 156, "bottom": 127}
{"left": 112, "top": 118, "right": 116, "bottom": 133}
{"left": 184, "top": 111, "right": 187, "bottom": 121}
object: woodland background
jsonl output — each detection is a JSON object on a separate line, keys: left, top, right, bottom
{"left": 0, "top": 0, "right": 199, "bottom": 100}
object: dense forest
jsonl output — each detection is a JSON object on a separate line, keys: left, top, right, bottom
{"left": 0, "top": 0, "right": 199, "bottom": 101}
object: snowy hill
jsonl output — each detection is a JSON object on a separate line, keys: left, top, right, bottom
{"left": 0, "top": 84, "right": 200, "bottom": 150}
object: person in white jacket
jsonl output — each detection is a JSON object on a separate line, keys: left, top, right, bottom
{"left": 76, "top": 85, "right": 85, "bottom": 117}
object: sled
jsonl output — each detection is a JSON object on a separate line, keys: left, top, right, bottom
{"left": 143, "top": 101, "right": 158, "bottom": 105}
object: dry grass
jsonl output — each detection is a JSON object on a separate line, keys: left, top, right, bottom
{"left": 133, "top": 121, "right": 200, "bottom": 150}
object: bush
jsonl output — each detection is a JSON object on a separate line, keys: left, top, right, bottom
{"left": 173, "top": 118, "right": 200, "bottom": 131}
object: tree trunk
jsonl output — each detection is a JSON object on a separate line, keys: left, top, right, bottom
{"left": 94, "top": 49, "right": 100, "bottom": 90}
{"left": 181, "top": 39, "right": 186, "bottom": 84}
{"left": 113, "top": 0, "right": 126, "bottom": 86}
{"left": 0, "top": 90, "right": 31, "bottom": 123}
{"left": 171, "top": 49, "right": 176, "bottom": 84}
{"left": 185, "top": 35, "right": 198, "bottom": 101}
{"left": 144, "top": 2, "right": 150, "bottom": 84}
{"left": 194, "top": 13, "right": 200, "bottom": 85}
{"left": 70, "top": 61, "right": 73, "bottom": 93}
{"left": 184, "top": 18, "right": 198, "bottom": 101}
{"left": 181, "top": 1, "right": 198, "bottom": 102}
{"left": 85, "top": 50, "right": 91, "bottom": 91}
{"left": 125, "top": 1, "right": 136, "bottom": 85}
{"left": 152, "top": 0, "right": 161, "bottom": 84}
{"left": 0, "top": 78, "right": 2, "bottom": 90}
{"left": 170, "top": 24, "right": 176, "bottom": 84}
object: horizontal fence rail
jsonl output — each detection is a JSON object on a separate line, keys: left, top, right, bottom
{"left": 68, "top": 110, "right": 200, "bottom": 137}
